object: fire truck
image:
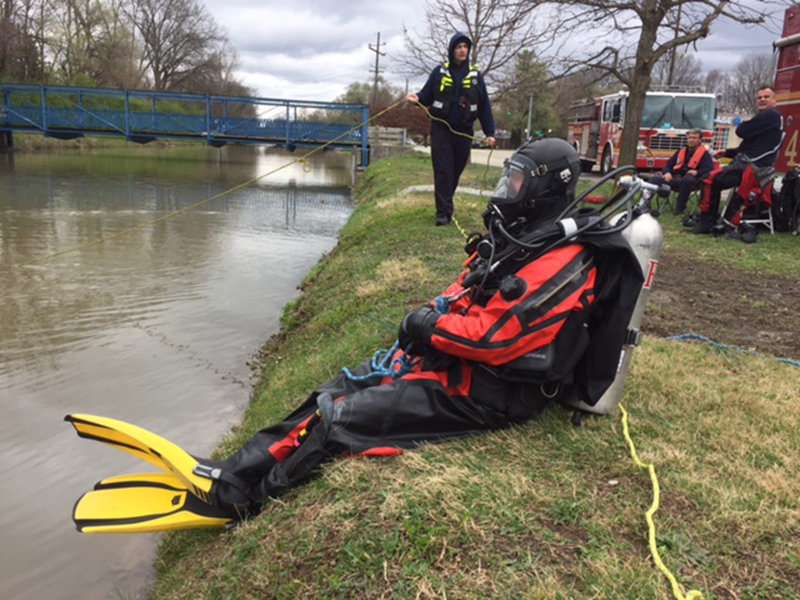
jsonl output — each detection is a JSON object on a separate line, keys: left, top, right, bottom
{"left": 566, "top": 89, "right": 717, "bottom": 174}
{"left": 774, "top": 4, "right": 800, "bottom": 173}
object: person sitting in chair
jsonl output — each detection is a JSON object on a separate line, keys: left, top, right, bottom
{"left": 650, "top": 128, "right": 713, "bottom": 215}
{"left": 693, "top": 85, "right": 783, "bottom": 234}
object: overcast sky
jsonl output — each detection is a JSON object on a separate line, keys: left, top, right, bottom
{"left": 203, "top": 0, "right": 784, "bottom": 102}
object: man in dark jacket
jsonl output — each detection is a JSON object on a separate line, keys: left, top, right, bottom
{"left": 650, "top": 128, "right": 714, "bottom": 215}
{"left": 406, "top": 33, "right": 496, "bottom": 226}
{"left": 693, "top": 85, "right": 783, "bottom": 234}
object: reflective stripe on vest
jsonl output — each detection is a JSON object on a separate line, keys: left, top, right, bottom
{"left": 433, "top": 62, "right": 481, "bottom": 122}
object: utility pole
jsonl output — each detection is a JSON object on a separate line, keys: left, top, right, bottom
{"left": 368, "top": 32, "right": 386, "bottom": 109}
{"left": 526, "top": 96, "right": 533, "bottom": 141}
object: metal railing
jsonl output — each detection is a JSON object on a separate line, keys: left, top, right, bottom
{"left": 0, "top": 84, "right": 370, "bottom": 165}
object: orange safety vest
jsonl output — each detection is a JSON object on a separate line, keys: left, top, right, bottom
{"left": 673, "top": 144, "right": 707, "bottom": 171}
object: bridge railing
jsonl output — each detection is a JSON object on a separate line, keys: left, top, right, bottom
{"left": 0, "top": 84, "right": 370, "bottom": 163}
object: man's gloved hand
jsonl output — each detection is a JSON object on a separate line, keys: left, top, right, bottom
{"left": 398, "top": 306, "right": 440, "bottom": 353}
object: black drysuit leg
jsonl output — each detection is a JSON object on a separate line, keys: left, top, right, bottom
{"left": 212, "top": 361, "right": 514, "bottom": 511}
{"left": 253, "top": 377, "right": 512, "bottom": 501}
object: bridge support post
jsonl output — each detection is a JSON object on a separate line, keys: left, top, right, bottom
{"left": 360, "top": 105, "right": 370, "bottom": 167}
{"left": 0, "top": 131, "right": 13, "bottom": 152}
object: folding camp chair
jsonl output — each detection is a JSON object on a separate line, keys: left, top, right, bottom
{"left": 722, "top": 166, "right": 775, "bottom": 235}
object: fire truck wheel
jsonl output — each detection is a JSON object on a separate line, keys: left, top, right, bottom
{"left": 600, "top": 147, "right": 613, "bottom": 175}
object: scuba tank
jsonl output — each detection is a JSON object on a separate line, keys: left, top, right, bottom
{"left": 562, "top": 208, "right": 664, "bottom": 415}
{"left": 461, "top": 168, "right": 666, "bottom": 418}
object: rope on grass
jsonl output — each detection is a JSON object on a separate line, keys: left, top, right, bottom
{"left": 619, "top": 403, "right": 705, "bottom": 600}
{"left": 667, "top": 333, "right": 800, "bottom": 368}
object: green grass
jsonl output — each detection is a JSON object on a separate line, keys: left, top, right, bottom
{"left": 151, "top": 155, "right": 800, "bottom": 599}
{"left": 10, "top": 131, "right": 206, "bottom": 152}
{"left": 656, "top": 211, "right": 800, "bottom": 279}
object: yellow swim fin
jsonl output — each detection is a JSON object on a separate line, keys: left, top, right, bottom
{"left": 73, "top": 472, "right": 237, "bottom": 534}
{"left": 65, "top": 414, "right": 217, "bottom": 503}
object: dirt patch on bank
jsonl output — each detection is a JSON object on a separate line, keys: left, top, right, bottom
{"left": 642, "top": 250, "right": 800, "bottom": 361}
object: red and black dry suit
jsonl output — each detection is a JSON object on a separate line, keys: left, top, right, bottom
{"left": 212, "top": 228, "right": 643, "bottom": 514}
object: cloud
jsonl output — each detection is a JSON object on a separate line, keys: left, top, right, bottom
{"left": 206, "top": 0, "right": 423, "bottom": 99}
{"left": 206, "top": 0, "right": 785, "bottom": 101}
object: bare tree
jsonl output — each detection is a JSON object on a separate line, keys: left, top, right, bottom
{"left": 124, "top": 0, "right": 224, "bottom": 92}
{"left": 0, "top": 0, "right": 43, "bottom": 81}
{"left": 47, "top": 0, "right": 105, "bottom": 84}
{"left": 86, "top": 0, "right": 147, "bottom": 88}
{"left": 726, "top": 53, "right": 778, "bottom": 114}
{"left": 2, "top": 0, "right": 249, "bottom": 94}
{"left": 184, "top": 39, "right": 253, "bottom": 99}
{"left": 400, "top": 0, "right": 563, "bottom": 96}
{"left": 651, "top": 51, "right": 704, "bottom": 89}
{"left": 704, "top": 68, "right": 729, "bottom": 99}
{"left": 1, "top": 0, "right": 19, "bottom": 77}
{"left": 550, "top": 0, "right": 786, "bottom": 166}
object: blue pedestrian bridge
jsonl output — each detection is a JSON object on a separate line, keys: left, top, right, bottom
{"left": 0, "top": 84, "right": 370, "bottom": 165}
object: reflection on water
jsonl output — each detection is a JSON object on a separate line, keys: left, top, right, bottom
{"left": 0, "top": 145, "right": 353, "bottom": 600}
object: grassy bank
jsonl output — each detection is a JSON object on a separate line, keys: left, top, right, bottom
{"left": 151, "top": 153, "right": 800, "bottom": 599}
{"left": 9, "top": 131, "right": 204, "bottom": 151}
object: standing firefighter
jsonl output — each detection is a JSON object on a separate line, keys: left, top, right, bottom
{"left": 406, "top": 32, "right": 496, "bottom": 226}
{"left": 67, "top": 139, "right": 659, "bottom": 534}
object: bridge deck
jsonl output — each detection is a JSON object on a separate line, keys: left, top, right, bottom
{"left": 0, "top": 84, "right": 370, "bottom": 163}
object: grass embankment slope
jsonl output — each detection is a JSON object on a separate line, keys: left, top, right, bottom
{"left": 152, "top": 153, "right": 800, "bottom": 600}
{"left": 10, "top": 131, "right": 201, "bottom": 151}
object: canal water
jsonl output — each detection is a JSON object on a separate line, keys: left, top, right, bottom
{"left": 0, "top": 145, "right": 354, "bottom": 600}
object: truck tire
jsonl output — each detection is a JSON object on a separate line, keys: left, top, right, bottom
{"left": 600, "top": 147, "right": 614, "bottom": 175}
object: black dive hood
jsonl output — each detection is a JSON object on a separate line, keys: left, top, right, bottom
{"left": 464, "top": 166, "right": 659, "bottom": 291}
{"left": 489, "top": 144, "right": 577, "bottom": 225}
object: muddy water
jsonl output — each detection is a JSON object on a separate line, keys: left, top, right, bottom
{"left": 0, "top": 146, "right": 353, "bottom": 600}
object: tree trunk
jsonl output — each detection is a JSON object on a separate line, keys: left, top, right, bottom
{"left": 618, "top": 0, "right": 659, "bottom": 168}
{"left": 619, "top": 68, "right": 650, "bottom": 167}
{"left": 0, "top": 0, "right": 13, "bottom": 76}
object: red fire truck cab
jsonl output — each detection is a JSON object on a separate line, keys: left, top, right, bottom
{"left": 567, "top": 89, "right": 717, "bottom": 174}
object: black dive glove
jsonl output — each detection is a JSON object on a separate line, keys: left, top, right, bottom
{"left": 398, "top": 306, "right": 440, "bottom": 353}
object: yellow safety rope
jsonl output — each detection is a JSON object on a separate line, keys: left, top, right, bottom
{"left": 14, "top": 99, "right": 408, "bottom": 269}
{"left": 619, "top": 403, "right": 704, "bottom": 600}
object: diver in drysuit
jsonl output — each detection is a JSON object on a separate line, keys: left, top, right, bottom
{"left": 68, "top": 138, "right": 651, "bottom": 533}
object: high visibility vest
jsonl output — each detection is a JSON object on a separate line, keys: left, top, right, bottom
{"left": 674, "top": 144, "right": 707, "bottom": 171}
{"left": 430, "top": 62, "right": 481, "bottom": 124}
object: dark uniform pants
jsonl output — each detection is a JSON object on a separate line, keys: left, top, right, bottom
{"left": 430, "top": 120, "right": 473, "bottom": 219}
{"left": 700, "top": 159, "right": 749, "bottom": 219}
{"left": 650, "top": 172, "right": 699, "bottom": 213}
